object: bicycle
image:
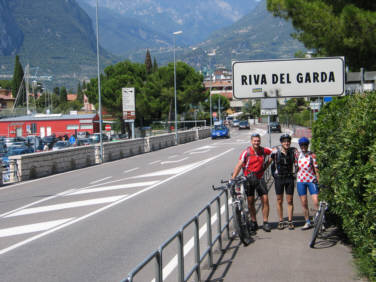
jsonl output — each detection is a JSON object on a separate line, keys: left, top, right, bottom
{"left": 212, "top": 176, "right": 252, "bottom": 246}
{"left": 309, "top": 198, "right": 328, "bottom": 248}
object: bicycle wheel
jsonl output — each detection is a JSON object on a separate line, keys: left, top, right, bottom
{"left": 233, "top": 206, "right": 251, "bottom": 246}
{"left": 309, "top": 206, "right": 325, "bottom": 248}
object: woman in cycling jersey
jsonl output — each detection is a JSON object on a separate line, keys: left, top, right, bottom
{"left": 296, "top": 137, "right": 320, "bottom": 230}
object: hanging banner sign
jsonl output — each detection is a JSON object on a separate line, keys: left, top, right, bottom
{"left": 232, "top": 57, "right": 345, "bottom": 99}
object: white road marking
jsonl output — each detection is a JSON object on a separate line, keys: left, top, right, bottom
{"left": 0, "top": 218, "right": 74, "bottom": 238}
{"left": 123, "top": 167, "right": 139, "bottom": 174}
{"left": 0, "top": 149, "right": 234, "bottom": 255}
{"left": 149, "top": 160, "right": 161, "bottom": 165}
{"left": 90, "top": 176, "right": 112, "bottom": 185}
{"left": 5, "top": 195, "right": 125, "bottom": 217}
{"left": 189, "top": 149, "right": 210, "bottom": 154}
{"left": 185, "top": 145, "right": 216, "bottom": 154}
{"left": 66, "top": 181, "right": 159, "bottom": 196}
{"left": 0, "top": 189, "right": 78, "bottom": 218}
{"left": 152, "top": 204, "right": 226, "bottom": 281}
{"left": 168, "top": 155, "right": 178, "bottom": 159}
{"left": 160, "top": 157, "right": 188, "bottom": 165}
{"left": 131, "top": 162, "right": 202, "bottom": 178}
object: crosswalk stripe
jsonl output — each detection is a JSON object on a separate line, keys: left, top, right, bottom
{"left": 67, "top": 181, "right": 159, "bottom": 196}
{"left": 5, "top": 195, "right": 125, "bottom": 217}
{"left": 0, "top": 218, "right": 74, "bottom": 238}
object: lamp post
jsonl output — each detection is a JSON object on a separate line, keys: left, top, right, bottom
{"left": 173, "top": 30, "right": 182, "bottom": 143}
{"left": 96, "top": 0, "right": 103, "bottom": 163}
{"left": 208, "top": 53, "right": 215, "bottom": 127}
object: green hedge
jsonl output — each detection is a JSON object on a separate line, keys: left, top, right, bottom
{"left": 312, "top": 92, "right": 376, "bottom": 281}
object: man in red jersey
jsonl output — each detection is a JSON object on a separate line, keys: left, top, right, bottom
{"left": 231, "top": 133, "right": 272, "bottom": 232}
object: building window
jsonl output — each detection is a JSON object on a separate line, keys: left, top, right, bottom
{"left": 67, "top": 125, "right": 79, "bottom": 130}
{"left": 80, "top": 124, "right": 93, "bottom": 130}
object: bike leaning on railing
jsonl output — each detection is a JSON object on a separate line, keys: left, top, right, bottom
{"left": 212, "top": 176, "right": 252, "bottom": 246}
{"left": 309, "top": 186, "right": 328, "bottom": 248}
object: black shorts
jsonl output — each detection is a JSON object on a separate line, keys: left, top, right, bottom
{"left": 274, "top": 176, "right": 295, "bottom": 195}
{"left": 244, "top": 178, "right": 268, "bottom": 197}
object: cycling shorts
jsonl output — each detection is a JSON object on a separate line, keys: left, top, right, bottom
{"left": 297, "top": 182, "right": 319, "bottom": 196}
{"left": 244, "top": 178, "right": 268, "bottom": 197}
{"left": 274, "top": 176, "right": 295, "bottom": 195}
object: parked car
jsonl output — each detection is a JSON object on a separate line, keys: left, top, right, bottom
{"left": 3, "top": 137, "right": 26, "bottom": 148}
{"left": 269, "top": 121, "right": 282, "bottom": 133}
{"left": 43, "top": 135, "right": 58, "bottom": 149}
{"left": 2, "top": 146, "right": 32, "bottom": 168}
{"left": 77, "top": 138, "right": 94, "bottom": 146}
{"left": 238, "top": 120, "right": 250, "bottom": 130}
{"left": 26, "top": 136, "right": 44, "bottom": 152}
{"left": 89, "top": 133, "right": 109, "bottom": 143}
{"left": 232, "top": 120, "right": 240, "bottom": 127}
{"left": 211, "top": 125, "right": 230, "bottom": 139}
{"left": 52, "top": 141, "right": 71, "bottom": 151}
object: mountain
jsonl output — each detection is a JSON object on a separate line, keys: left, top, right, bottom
{"left": 0, "top": 0, "right": 116, "bottom": 89}
{"left": 76, "top": 0, "right": 259, "bottom": 56}
{"left": 124, "top": 0, "right": 306, "bottom": 71}
{"left": 0, "top": 0, "right": 23, "bottom": 56}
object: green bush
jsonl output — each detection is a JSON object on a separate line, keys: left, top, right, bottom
{"left": 312, "top": 92, "right": 376, "bottom": 281}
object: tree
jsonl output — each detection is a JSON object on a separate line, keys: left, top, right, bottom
{"left": 77, "top": 82, "right": 84, "bottom": 103}
{"left": 85, "top": 60, "right": 206, "bottom": 131}
{"left": 12, "top": 55, "right": 25, "bottom": 99}
{"left": 153, "top": 57, "right": 158, "bottom": 73}
{"left": 145, "top": 49, "right": 153, "bottom": 74}
{"left": 60, "top": 87, "right": 68, "bottom": 104}
{"left": 266, "top": 0, "right": 376, "bottom": 70}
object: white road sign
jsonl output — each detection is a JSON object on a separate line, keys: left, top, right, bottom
{"left": 122, "top": 87, "right": 135, "bottom": 112}
{"left": 310, "top": 102, "right": 321, "bottom": 110}
{"left": 261, "top": 109, "right": 278, "bottom": 116}
{"left": 232, "top": 57, "right": 345, "bottom": 99}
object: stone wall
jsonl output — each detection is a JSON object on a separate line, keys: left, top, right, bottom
{"left": 8, "top": 128, "right": 211, "bottom": 182}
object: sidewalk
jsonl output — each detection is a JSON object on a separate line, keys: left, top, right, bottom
{"left": 200, "top": 179, "right": 363, "bottom": 282}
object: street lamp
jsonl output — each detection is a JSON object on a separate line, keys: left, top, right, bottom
{"left": 173, "top": 30, "right": 182, "bottom": 143}
{"left": 208, "top": 52, "right": 215, "bottom": 127}
{"left": 96, "top": 0, "right": 103, "bottom": 163}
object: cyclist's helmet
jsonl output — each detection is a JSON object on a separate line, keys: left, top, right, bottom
{"left": 298, "top": 137, "right": 310, "bottom": 145}
{"left": 280, "top": 133, "right": 291, "bottom": 143}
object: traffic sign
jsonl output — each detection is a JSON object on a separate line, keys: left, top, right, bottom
{"left": 261, "top": 109, "right": 278, "bottom": 116}
{"left": 69, "top": 135, "right": 76, "bottom": 145}
{"left": 309, "top": 102, "right": 321, "bottom": 110}
{"left": 232, "top": 57, "right": 345, "bottom": 99}
{"left": 105, "top": 124, "right": 111, "bottom": 131}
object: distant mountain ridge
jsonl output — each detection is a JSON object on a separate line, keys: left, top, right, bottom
{"left": 76, "top": 0, "right": 259, "bottom": 56}
{"left": 0, "top": 0, "right": 23, "bottom": 56}
{"left": 126, "top": 0, "right": 306, "bottom": 70}
{"left": 0, "top": 0, "right": 116, "bottom": 88}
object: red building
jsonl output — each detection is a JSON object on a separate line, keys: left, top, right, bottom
{"left": 0, "top": 113, "right": 99, "bottom": 138}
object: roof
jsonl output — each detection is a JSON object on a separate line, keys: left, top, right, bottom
{"left": 67, "top": 94, "right": 77, "bottom": 101}
{"left": 0, "top": 113, "right": 97, "bottom": 122}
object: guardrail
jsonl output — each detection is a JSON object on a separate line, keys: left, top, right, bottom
{"left": 122, "top": 169, "right": 273, "bottom": 282}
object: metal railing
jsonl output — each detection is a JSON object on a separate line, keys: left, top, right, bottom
{"left": 122, "top": 169, "right": 273, "bottom": 282}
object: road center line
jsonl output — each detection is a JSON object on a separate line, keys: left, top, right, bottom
{"left": 123, "top": 167, "right": 139, "bottom": 174}
{"left": 90, "top": 176, "right": 113, "bottom": 185}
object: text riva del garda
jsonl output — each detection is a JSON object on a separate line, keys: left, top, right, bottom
{"left": 240, "top": 71, "right": 336, "bottom": 86}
